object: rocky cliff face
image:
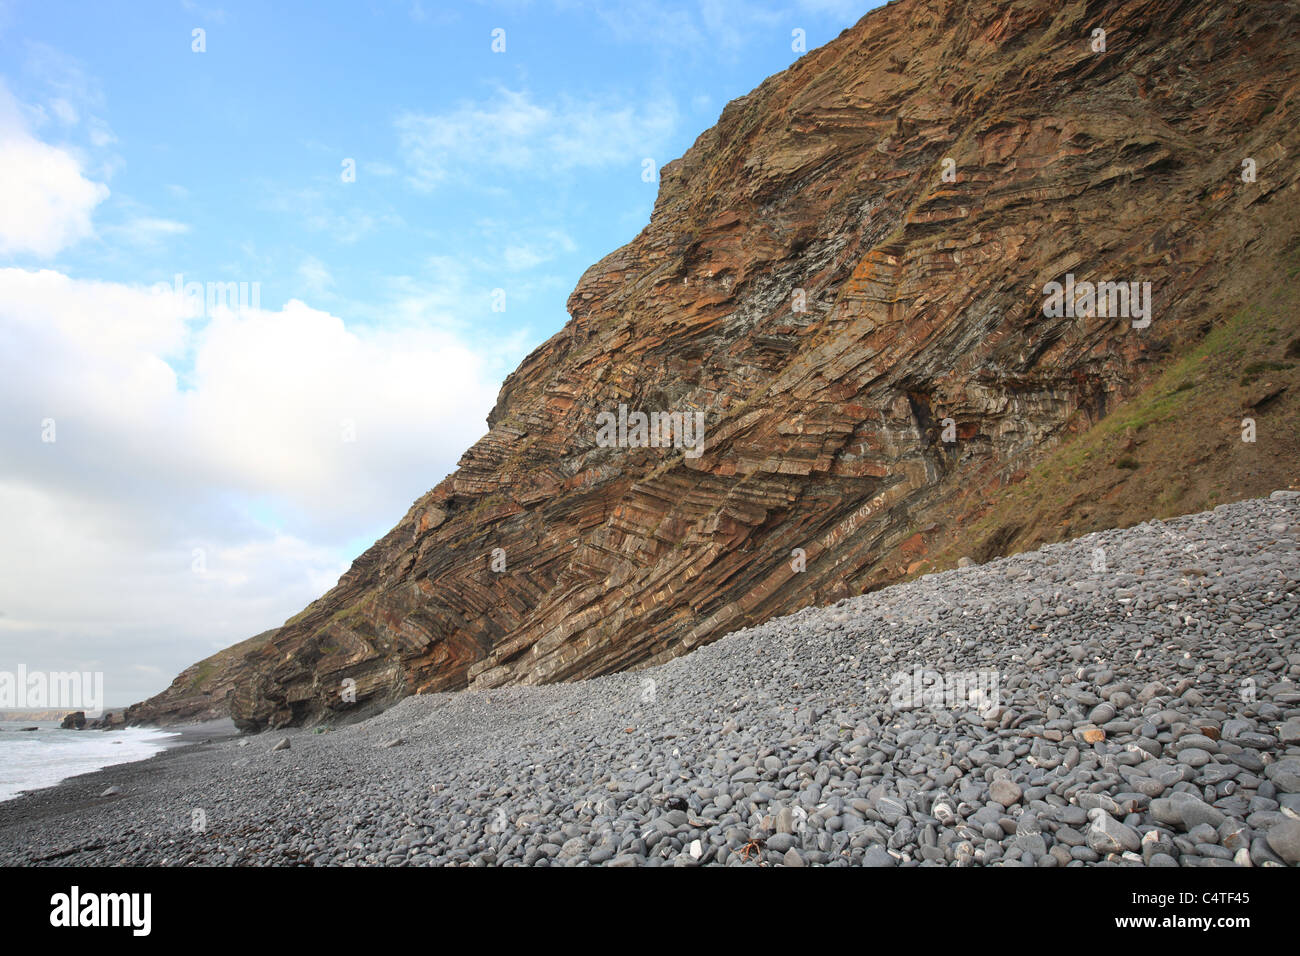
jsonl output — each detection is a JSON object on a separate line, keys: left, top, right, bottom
{"left": 133, "top": 0, "right": 1300, "bottom": 731}
{"left": 125, "top": 630, "right": 277, "bottom": 726}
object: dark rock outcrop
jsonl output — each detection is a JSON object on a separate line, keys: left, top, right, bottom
{"left": 85, "top": 712, "right": 125, "bottom": 730}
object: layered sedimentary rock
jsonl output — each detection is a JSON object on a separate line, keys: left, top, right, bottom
{"left": 125, "top": 630, "right": 277, "bottom": 726}
{"left": 134, "top": 0, "right": 1300, "bottom": 730}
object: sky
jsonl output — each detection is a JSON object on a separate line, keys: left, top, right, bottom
{"left": 0, "top": 0, "right": 875, "bottom": 707}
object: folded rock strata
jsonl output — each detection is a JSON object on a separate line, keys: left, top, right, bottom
{"left": 131, "top": 0, "right": 1300, "bottom": 730}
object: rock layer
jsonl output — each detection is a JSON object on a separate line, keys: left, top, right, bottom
{"left": 135, "top": 0, "right": 1300, "bottom": 730}
{"left": 126, "top": 630, "right": 277, "bottom": 727}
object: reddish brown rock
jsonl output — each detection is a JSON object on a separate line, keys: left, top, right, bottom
{"left": 126, "top": 630, "right": 277, "bottom": 726}
{"left": 137, "top": 0, "right": 1300, "bottom": 730}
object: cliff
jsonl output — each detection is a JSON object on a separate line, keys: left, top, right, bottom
{"left": 132, "top": 0, "right": 1300, "bottom": 730}
{"left": 125, "top": 630, "right": 277, "bottom": 726}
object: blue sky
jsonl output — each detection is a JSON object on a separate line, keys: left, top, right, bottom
{"left": 0, "top": 0, "right": 873, "bottom": 704}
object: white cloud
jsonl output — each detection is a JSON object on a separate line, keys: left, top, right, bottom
{"left": 180, "top": 0, "right": 227, "bottom": 24}
{"left": 86, "top": 117, "right": 116, "bottom": 149}
{"left": 20, "top": 42, "right": 118, "bottom": 157}
{"left": 0, "top": 82, "right": 109, "bottom": 258}
{"left": 500, "top": 229, "right": 577, "bottom": 271}
{"left": 2, "top": 265, "right": 501, "bottom": 516}
{"left": 297, "top": 255, "right": 334, "bottom": 295}
{"left": 0, "top": 266, "right": 507, "bottom": 701}
{"left": 396, "top": 88, "right": 677, "bottom": 191}
{"left": 503, "top": 245, "right": 549, "bottom": 271}
{"left": 105, "top": 216, "right": 191, "bottom": 248}
{"left": 305, "top": 207, "right": 386, "bottom": 244}
{"left": 49, "top": 97, "right": 77, "bottom": 125}
{"left": 262, "top": 184, "right": 402, "bottom": 244}
{"left": 0, "top": 474, "right": 350, "bottom": 704}
{"left": 22, "top": 41, "right": 107, "bottom": 115}
{"left": 187, "top": 298, "right": 498, "bottom": 505}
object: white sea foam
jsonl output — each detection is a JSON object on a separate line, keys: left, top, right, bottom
{"left": 0, "top": 722, "right": 178, "bottom": 801}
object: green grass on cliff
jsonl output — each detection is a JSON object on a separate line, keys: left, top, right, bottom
{"left": 909, "top": 260, "right": 1300, "bottom": 576}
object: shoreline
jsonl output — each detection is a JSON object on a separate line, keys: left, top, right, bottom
{"left": 0, "top": 719, "right": 238, "bottom": 831}
{"left": 150, "top": 717, "right": 240, "bottom": 749}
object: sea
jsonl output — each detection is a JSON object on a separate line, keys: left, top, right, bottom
{"left": 0, "top": 720, "right": 179, "bottom": 802}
